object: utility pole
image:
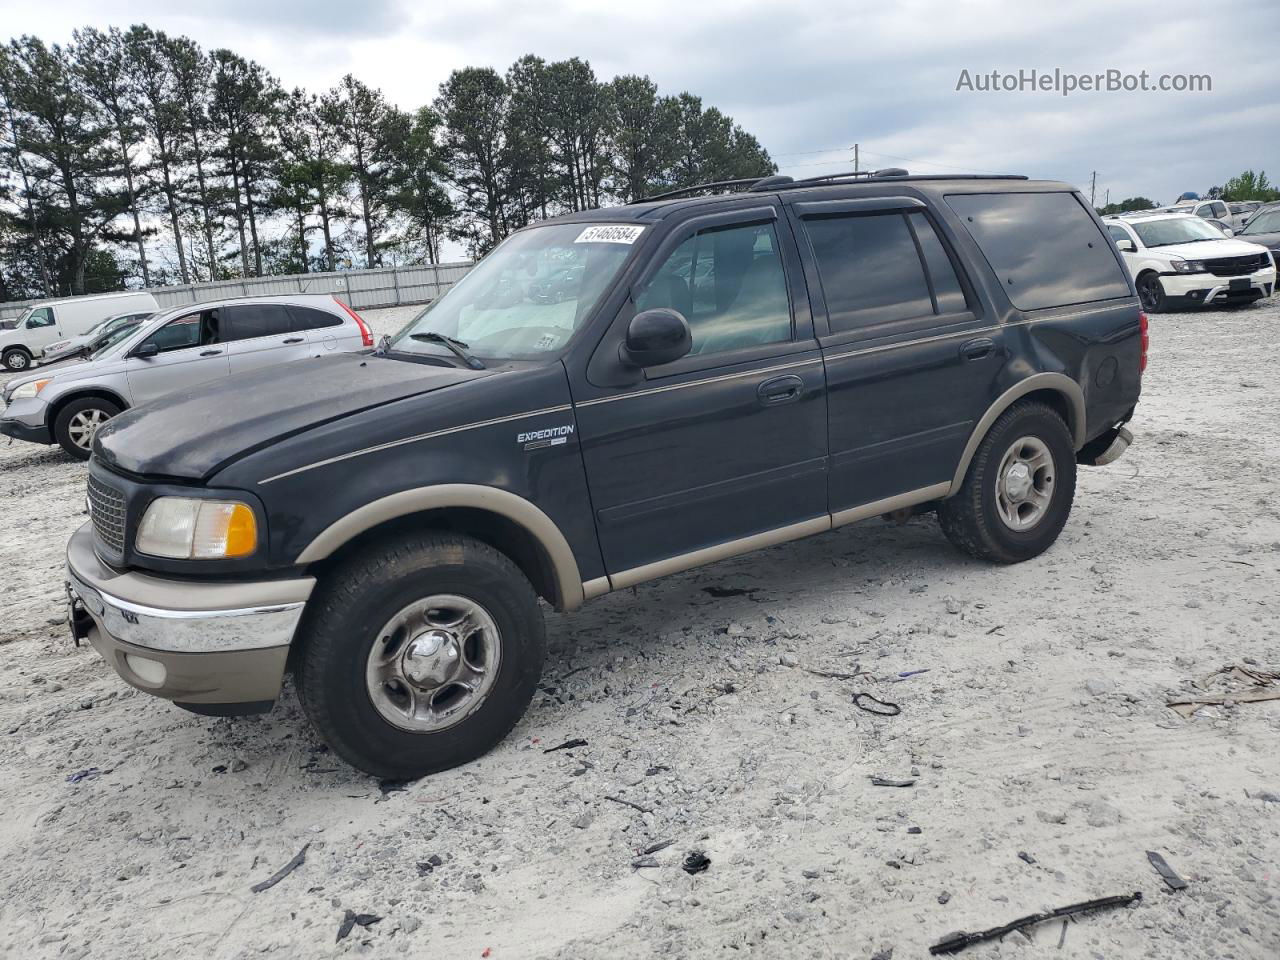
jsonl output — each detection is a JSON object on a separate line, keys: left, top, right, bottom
{"left": 854, "top": 144, "right": 859, "bottom": 173}
{"left": 1105, "top": 188, "right": 1110, "bottom": 208}
{"left": 1090, "top": 171, "right": 1097, "bottom": 206}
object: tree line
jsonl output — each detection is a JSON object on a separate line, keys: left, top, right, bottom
{"left": 0, "top": 28, "right": 775, "bottom": 301}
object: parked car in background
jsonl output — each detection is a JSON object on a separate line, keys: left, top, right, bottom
{"left": 1150, "top": 205, "right": 1234, "bottom": 236}
{"left": 41, "top": 311, "right": 154, "bottom": 364}
{"left": 0, "top": 291, "right": 159, "bottom": 371}
{"left": 1234, "top": 203, "right": 1280, "bottom": 259}
{"left": 1104, "top": 212, "right": 1275, "bottom": 311}
{"left": 65, "top": 172, "right": 1144, "bottom": 777}
{"left": 1228, "top": 201, "right": 1263, "bottom": 232}
{"left": 1, "top": 294, "right": 373, "bottom": 459}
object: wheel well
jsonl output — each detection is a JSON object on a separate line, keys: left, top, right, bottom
{"left": 307, "top": 507, "right": 562, "bottom": 609}
{"left": 2, "top": 344, "right": 32, "bottom": 357}
{"left": 1021, "top": 388, "right": 1073, "bottom": 435}
{"left": 49, "top": 389, "right": 129, "bottom": 427}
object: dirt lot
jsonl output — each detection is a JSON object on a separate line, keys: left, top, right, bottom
{"left": 1, "top": 302, "right": 1277, "bottom": 960}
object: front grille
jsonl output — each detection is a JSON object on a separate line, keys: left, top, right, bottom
{"left": 87, "top": 473, "right": 127, "bottom": 554}
{"left": 1202, "top": 253, "right": 1270, "bottom": 277}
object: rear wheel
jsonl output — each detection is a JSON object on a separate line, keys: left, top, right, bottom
{"left": 2, "top": 347, "right": 31, "bottom": 371}
{"left": 938, "top": 400, "right": 1077, "bottom": 564}
{"left": 295, "top": 532, "right": 546, "bottom": 779}
{"left": 53, "top": 397, "right": 121, "bottom": 460}
{"left": 1136, "top": 271, "right": 1167, "bottom": 313}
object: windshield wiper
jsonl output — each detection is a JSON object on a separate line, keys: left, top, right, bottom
{"left": 409, "top": 332, "right": 486, "bottom": 369}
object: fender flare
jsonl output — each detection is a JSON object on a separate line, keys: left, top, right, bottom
{"left": 947, "top": 373, "right": 1087, "bottom": 496}
{"left": 294, "top": 484, "right": 586, "bottom": 611}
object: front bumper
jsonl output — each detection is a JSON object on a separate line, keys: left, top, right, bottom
{"left": 65, "top": 523, "right": 314, "bottom": 711}
{"left": 0, "top": 395, "right": 52, "bottom": 444}
{"left": 1159, "top": 266, "right": 1276, "bottom": 306}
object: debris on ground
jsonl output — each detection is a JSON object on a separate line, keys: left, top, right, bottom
{"left": 871, "top": 777, "right": 915, "bottom": 788}
{"left": 1017, "top": 851, "right": 1035, "bottom": 864}
{"left": 928, "top": 891, "right": 1142, "bottom": 954}
{"left": 377, "top": 779, "right": 410, "bottom": 799}
{"left": 682, "top": 851, "right": 711, "bottom": 874}
{"left": 896, "top": 669, "right": 930, "bottom": 679}
{"left": 702, "top": 586, "right": 756, "bottom": 597}
{"left": 250, "top": 844, "right": 309, "bottom": 893}
{"left": 853, "top": 693, "right": 901, "bottom": 716}
{"left": 640, "top": 839, "right": 674, "bottom": 855}
{"left": 64, "top": 768, "right": 101, "bottom": 784}
{"left": 1147, "top": 851, "right": 1188, "bottom": 891}
{"left": 335, "top": 910, "right": 382, "bottom": 942}
{"left": 603, "top": 794, "right": 652, "bottom": 814}
{"left": 1167, "top": 664, "right": 1280, "bottom": 717}
{"left": 543, "top": 738, "right": 588, "bottom": 753}
{"left": 416, "top": 854, "right": 445, "bottom": 876}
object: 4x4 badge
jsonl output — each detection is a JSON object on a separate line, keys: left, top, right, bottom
{"left": 518, "top": 424, "right": 575, "bottom": 450}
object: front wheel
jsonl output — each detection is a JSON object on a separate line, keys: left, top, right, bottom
{"left": 54, "top": 397, "right": 121, "bottom": 460}
{"left": 295, "top": 532, "right": 546, "bottom": 779}
{"left": 938, "top": 400, "right": 1077, "bottom": 564}
{"left": 2, "top": 347, "right": 32, "bottom": 371}
{"left": 1136, "top": 272, "right": 1167, "bottom": 313}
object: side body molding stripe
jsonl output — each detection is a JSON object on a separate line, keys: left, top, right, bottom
{"left": 947, "top": 372, "right": 1087, "bottom": 495}
{"left": 294, "top": 484, "right": 586, "bottom": 611}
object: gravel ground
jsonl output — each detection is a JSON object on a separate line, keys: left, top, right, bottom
{"left": 1, "top": 301, "right": 1278, "bottom": 959}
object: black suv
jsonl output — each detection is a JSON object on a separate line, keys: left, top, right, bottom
{"left": 66, "top": 171, "right": 1143, "bottom": 778}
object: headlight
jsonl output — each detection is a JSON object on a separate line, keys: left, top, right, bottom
{"left": 1170, "top": 259, "right": 1206, "bottom": 274}
{"left": 136, "top": 497, "right": 258, "bottom": 559}
{"left": 10, "top": 378, "right": 50, "bottom": 400}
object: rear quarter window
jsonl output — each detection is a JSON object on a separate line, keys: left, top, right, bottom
{"left": 946, "top": 192, "right": 1131, "bottom": 311}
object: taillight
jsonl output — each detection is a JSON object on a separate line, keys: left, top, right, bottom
{"left": 334, "top": 296, "right": 373, "bottom": 347}
{"left": 1138, "top": 311, "right": 1149, "bottom": 373}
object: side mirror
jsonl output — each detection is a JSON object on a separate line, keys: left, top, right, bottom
{"left": 1116, "top": 238, "right": 1136, "bottom": 253}
{"left": 131, "top": 342, "right": 160, "bottom": 359}
{"left": 619, "top": 308, "right": 692, "bottom": 368}
{"left": 1221, "top": 225, "right": 1235, "bottom": 237}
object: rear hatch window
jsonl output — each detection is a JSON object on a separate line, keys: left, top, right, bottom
{"left": 946, "top": 192, "right": 1131, "bottom": 311}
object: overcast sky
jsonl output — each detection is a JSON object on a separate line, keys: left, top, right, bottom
{"left": 8, "top": 0, "right": 1277, "bottom": 210}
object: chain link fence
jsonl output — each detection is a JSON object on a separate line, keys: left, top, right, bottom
{"left": 0, "top": 261, "right": 474, "bottom": 321}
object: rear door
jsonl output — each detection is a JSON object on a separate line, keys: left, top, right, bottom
{"left": 222, "top": 303, "right": 312, "bottom": 374}
{"left": 787, "top": 196, "right": 997, "bottom": 517}
{"left": 125, "top": 309, "right": 230, "bottom": 404}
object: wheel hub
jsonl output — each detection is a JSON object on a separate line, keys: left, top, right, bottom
{"left": 1002, "top": 462, "right": 1033, "bottom": 501}
{"left": 401, "top": 630, "right": 460, "bottom": 688}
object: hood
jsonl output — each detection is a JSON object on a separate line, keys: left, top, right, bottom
{"left": 95, "top": 352, "right": 488, "bottom": 480}
{"left": 1151, "top": 237, "right": 1272, "bottom": 260}
{"left": 1237, "top": 230, "right": 1280, "bottom": 251}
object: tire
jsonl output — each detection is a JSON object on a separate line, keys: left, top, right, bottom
{"left": 53, "top": 396, "right": 121, "bottom": 460}
{"left": 938, "top": 400, "right": 1077, "bottom": 564}
{"left": 295, "top": 532, "right": 547, "bottom": 779}
{"left": 1135, "top": 271, "right": 1167, "bottom": 313}
{"left": 2, "top": 347, "right": 32, "bottom": 371}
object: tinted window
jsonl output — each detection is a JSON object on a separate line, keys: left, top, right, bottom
{"left": 636, "top": 221, "right": 791, "bottom": 356}
{"left": 911, "top": 214, "right": 969, "bottom": 315}
{"left": 287, "top": 305, "right": 343, "bottom": 331}
{"left": 223, "top": 304, "right": 294, "bottom": 341}
{"left": 1106, "top": 225, "right": 1130, "bottom": 244}
{"left": 946, "top": 192, "right": 1130, "bottom": 310}
{"left": 803, "top": 213, "right": 933, "bottom": 332}
{"left": 26, "top": 307, "right": 54, "bottom": 329}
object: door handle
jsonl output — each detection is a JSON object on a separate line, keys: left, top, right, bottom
{"left": 282, "top": 337, "right": 305, "bottom": 344}
{"left": 757, "top": 374, "right": 804, "bottom": 406}
{"left": 200, "top": 349, "right": 222, "bottom": 357}
{"left": 960, "top": 338, "right": 994, "bottom": 361}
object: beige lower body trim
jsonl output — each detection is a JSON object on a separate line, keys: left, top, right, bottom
{"left": 608, "top": 516, "right": 830, "bottom": 591}
{"left": 590, "top": 484, "right": 953, "bottom": 599}
{"left": 830, "top": 483, "right": 950, "bottom": 528}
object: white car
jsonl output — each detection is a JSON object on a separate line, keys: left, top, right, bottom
{"left": 1104, "top": 213, "right": 1276, "bottom": 312}
{"left": 0, "top": 290, "right": 159, "bottom": 371}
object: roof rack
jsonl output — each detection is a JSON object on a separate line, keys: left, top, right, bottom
{"left": 632, "top": 169, "right": 1029, "bottom": 204}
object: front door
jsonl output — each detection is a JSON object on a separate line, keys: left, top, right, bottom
{"left": 574, "top": 206, "right": 828, "bottom": 579}
{"left": 786, "top": 197, "right": 1000, "bottom": 515}
{"left": 125, "top": 309, "right": 230, "bottom": 405}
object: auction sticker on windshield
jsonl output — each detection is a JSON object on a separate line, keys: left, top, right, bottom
{"left": 575, "top": 225, "right": 645, "bottom": 245}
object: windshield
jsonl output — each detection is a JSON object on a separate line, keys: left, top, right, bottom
{"left": 1241, "top": 211, "right": 1280, "bottom": 235}
{"left": 1133, "top": 217, "right": 1226, "bottom": 247}
{"left": 87, "top": 322, "right": 144, "bottom": 359}
{"left": 387, "top": 222, "right": 642, "bottom": 361}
